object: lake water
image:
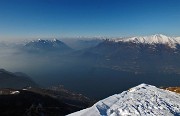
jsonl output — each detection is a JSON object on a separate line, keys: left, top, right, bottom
{"left": 25, "top": 64, "right": 180, "bottom": 99}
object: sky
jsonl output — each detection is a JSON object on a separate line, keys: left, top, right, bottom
{"left": 0, "top": 0, "right": 180, "bottom": 40}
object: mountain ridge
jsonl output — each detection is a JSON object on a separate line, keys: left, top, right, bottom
{"left": 0, "top": 69, "right": 38, "bottom": 89}
{"left": 112, "top": 34, "right": 180, "bottom": 48}
{"left": 68, "top": 84, "right": 180, "bottom": 116}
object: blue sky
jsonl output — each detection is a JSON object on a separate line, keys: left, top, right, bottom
{"left": 0, "top": 0, "right": 180, "bottom": 39}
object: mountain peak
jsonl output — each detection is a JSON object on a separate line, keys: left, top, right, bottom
{"left": 152, "top": 33, "right": 169, "bottom": 38}
{"left": 52, "top": 38, "right": 58, "bottom": 42}
{"left": 153, "top": 34, "right": 167, "bottom": 37}
{"left": 53, "top": 39, "right": 57, "bottom": 41}
{"left": 114, "top": 34, "right": 179, "bottom": 48}
{"left": 24, "top": 39, "right": 72, "bottom": 52}
{"left": 68, "top": 84, "right": 180, "bottom": 116}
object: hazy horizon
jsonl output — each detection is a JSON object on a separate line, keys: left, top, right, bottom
{"left": 0, "top": 0, "right": 180, "bottom": 40}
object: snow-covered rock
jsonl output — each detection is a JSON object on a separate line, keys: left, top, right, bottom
{"left": 114, "top": 34, "right": 180, "bottom": 48}
{"left": 10, "top": 91, "right": 20, "bottom": 95}
{"left": 68, "top": 84, "right": 180, "bottom": 116}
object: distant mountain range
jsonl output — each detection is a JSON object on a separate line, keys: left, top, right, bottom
{"left": 23, "top": 39, "right": 72, "bottom": 53}
{"left": 15, "top": 34, "right": 180, "bottom": 74}
{"left": 80, "top": 34, "right": 180, "bottom": 73}
{"left": 114, "top": 34, "right": 180, "bottom": 48}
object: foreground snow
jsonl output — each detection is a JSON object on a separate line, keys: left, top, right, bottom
{"left": 68, "top": 84, "right": 180, "bottom": 116}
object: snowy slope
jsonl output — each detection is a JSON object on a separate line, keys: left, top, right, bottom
{"left": 68, "top": 84, "right": 180, "bottom": 116}
{"left": 114, "top": 34, "right": 180, "bottom": 48}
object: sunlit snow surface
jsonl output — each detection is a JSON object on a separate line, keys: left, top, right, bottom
{"left": 68, "top": 84, "right": 180, "bottom": 116}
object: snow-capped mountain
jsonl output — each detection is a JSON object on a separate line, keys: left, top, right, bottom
{"left": 114, "top": 34, "right": 180, "bottom": 48}
{"left": 68, "top": 84, "right": 180, "bottom": 116}
{"left": 79, "top": 34, "right": 180, "bottom": 73}
{"left": 24, "top": 39, "right": 72, "bottom": 52}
